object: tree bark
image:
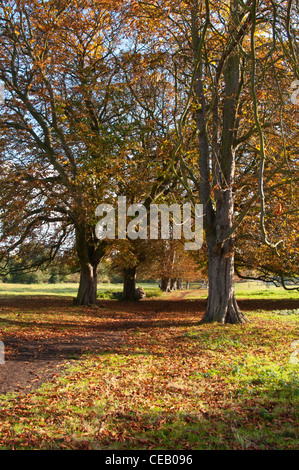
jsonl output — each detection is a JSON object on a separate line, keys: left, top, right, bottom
{"left": 202, "top": 237, "right": 246, "bottom": 323}
{"left": 74, "top": 226, "right": 105, "bottom": 305}
{"left": 122, "top": 266, "right": 137, "bottom": 301}
{"left": 160, "top": 276, "right": 171, "bottom": 292}
{"left": 75, "top": 263, "right": 98, "bottom": 305}
{"left": 201, "top": 186, "right": 247, "bottom": 323}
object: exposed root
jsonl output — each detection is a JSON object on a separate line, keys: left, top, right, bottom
{"left": 200, "top": 296, "right": 248, "bottom": 324}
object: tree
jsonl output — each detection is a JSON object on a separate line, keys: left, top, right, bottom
{"left": 0, "top": 0, "right": 135, "bottom": 304}
{"left": 235, "top": 172, "right": 299, "bottom": 289}
{"left": 134, "top": 0, "right": 298, "bottom": 323}
{"left": 0, "top": 0, "right": 186, "bottom": 304}
{"left": 1, "top": 0, "right": 297, "bottom": 315}
{"left": 110, "top": 41, "right": 185, "bottom": 300}
{"left": 136, "top": 239, "right": 200, "bottom": 292}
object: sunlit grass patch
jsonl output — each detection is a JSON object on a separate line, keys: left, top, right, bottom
{"left": 184, "top": 282, "right": 299, "bottom": 300}
{"left": 0, "top": 282, "right": 161, "bottom": 299}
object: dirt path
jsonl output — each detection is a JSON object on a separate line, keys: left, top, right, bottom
{"left": 0, "top": 296, "right": 298, "bottom": 396}
{"left": 0, "top": 330, "right": 123, "bottom": 395}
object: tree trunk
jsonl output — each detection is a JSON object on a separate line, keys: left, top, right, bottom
{"left": 201, "top": 238, "right": 246, "bottom": 324}
{"left": 200, "top": 187, "right": 247, "bottom": 323}
{"left": 75, "top": 263, "right": 98, "bottom": 305}
{"left": 191, "top": 0, "right": 247, "bottom": 324}
{"left": 160, "top": 276, "right": 171, "bottom": 292}
{"left": 170, "top": 278, "right": 177, "bottom": 290}
{"left": 122, "top": 266, "right": 137, "bottom": 301}
{"left": 74, "top": 226, "right": 105, "bottom": 306}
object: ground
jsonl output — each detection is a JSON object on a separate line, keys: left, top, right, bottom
{"left": 0, "top": 295, "right": 298, "bottom": 396}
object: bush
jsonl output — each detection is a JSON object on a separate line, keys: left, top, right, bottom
{"left": 3, "top": 270, "right": 44, "bottom": 284}
{"left": 97, "top": 290, "right": 122, "bottom": 300}
{"left": 48, "top": 272, "right": 67, "bottom": 284}
{"left": 144, "top": 288, "right": 162, "bottom": 298}
{"left": 97, "top": 287, "right": 162, "bottom": 300}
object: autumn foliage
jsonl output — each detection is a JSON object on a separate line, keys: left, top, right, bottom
{"left": 0, "top": 0, "right": 298, "bottom": 319}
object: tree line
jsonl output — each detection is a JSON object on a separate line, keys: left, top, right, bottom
{"left": 0, "top": 0, "right": 298, "bottom": 323}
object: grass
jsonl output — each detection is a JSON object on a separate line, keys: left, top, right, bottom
{"left": 0, "top": 280, "right": 297, "bottom": 300}
{"left": 184, "top": 281, "right": 299, "bottom": 300}
{"left": 0, "top": 282, "right": 81, "bottom": 297}
{"left": 0, "top": 282, "right": 161, "bottom": 299}
{"left": 0, "top": 295, "right": 298, "bottom": 450}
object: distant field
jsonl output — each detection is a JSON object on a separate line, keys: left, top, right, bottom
{"left": 184, "top": 281, "right": 299, "bottom": 300}
{"left": 0, "top": 280, "right": 298, "bottom": 300}
{"left": 235, "top": 282, "right": 299, "bottom": 300}
{"left": 0, "top": 282, "right": 81, "bottom": 297}
{"left": 0, "top": 282, "right": 159, "bottom": 299}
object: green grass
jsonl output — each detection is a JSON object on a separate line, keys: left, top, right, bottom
{"left": 0, "top": 280, "right": 297, "bottom": 300}
{"left": 184, "top": 281, "right": 299, "bottom": 300}
{"left": 0, "top": 282, "right": 160, "bottom": 299}
{"left": 235, "top": 281, "right": 299, "bottom": 300}
{"left": 0, "top": 282, "right": 80, "bottom": 297}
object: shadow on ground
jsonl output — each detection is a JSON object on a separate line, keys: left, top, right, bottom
{"left": 0, "top": 296, "right": 298, "bottom": 395}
